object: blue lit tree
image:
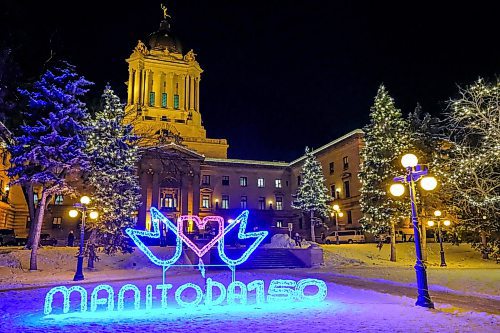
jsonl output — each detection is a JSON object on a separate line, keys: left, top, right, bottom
{"left": 85, "top": 85, "right": 141, "bottom": 266}
{"left": 292, "top": 147, "right": 331, "bottom": 241}
{"left": 8, "top": 61, "right": 92, "bottom": 271}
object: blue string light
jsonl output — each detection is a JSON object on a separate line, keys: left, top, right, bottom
{"left": 117, "top": 284, "right": 141, "bottom": 311}
{"left": 174, "top": 283, "right": 203, "bottom": 307}
{"left": 267, "top": 280, "right": 297, "bottom": 303}
{"left": 247, "top": 280, "right": 265, "bottom": 304}
{"left": 218, "top": 210, "right": 268, "bottom": 267}
{"left": 44, "top": 286, "right": 88, "bottom": 315}
{"left": 156, "top": 284, "right": 173, "bottom": 309}
{"left": 205, "top": 278, "right": 227, "bottom": 306}
{"left": 295, "top": 279, "right": 328, "bottom": 302}
{"left": 125, "top": 207, "right": 183, "bottom": 267}
{"left": 227, "top": 281, "right": 248, "bottom": 305}
{"left": 90, "top": 284, "right": 114, "bottom": 312}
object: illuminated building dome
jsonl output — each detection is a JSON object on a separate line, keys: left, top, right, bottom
{"left": 148, "top": 18, "right": 183, "bottom": 54}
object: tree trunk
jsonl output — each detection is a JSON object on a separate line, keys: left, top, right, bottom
{"left": 310, "top": 210, "right": 316, "bottom": 242}
{"left": 390, "top": 219, "right": 396, "bottom": 262}
{"left": 480, "top": 231, "right": 489, "bottom": 259}
{"left": 87, "top": 229, "right": 97, "bottom": 269}
{"left": 22, "top": 183, "right": 37, "bottom": 249}
{"left": 420, "top": 222, "right": 427, "bottom": 262}
{"left": 29, "top": 191, "right": 48, "bottom": 271}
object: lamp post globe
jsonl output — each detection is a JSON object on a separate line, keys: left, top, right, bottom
{"left": 401, "top": 153, "right": 418, "bottom": 168}
{"left": 443, "top": 220, "right": 451, "bottom": 227}
{"left": 420, "top": 176, "right": 437, "bottom": 191}
{"left": 427, "top": 220, "right": 435, "bottom": 227}
{"left": 89, "top": 211, "right": 99, "bottom": 220}
{"left": 333, "top": 204, "right": 340, "bottom": 211}
{"left": 69, "top": 209, "right": 79, "bottom": 218}
{"left": 389, "top": 183, "right": 405, "bottom": 197}
{"left": 80, "top": 195, "right": 91, "bottom": 205}
{"left": 434, "top": 210, "right": 442, "bottom": 217}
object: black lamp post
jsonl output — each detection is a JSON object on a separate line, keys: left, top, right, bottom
{"left": 69, "top": 196, "right": 98, "bottom": 281}
{"left": 390, "top": 153, "right": 437, "bottom": 308}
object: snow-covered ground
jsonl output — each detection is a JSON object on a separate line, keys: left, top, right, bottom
{"left": 0, "top": 270, "right": 498, "bottom": 333}
{"left": 321, "top": 243, "right": 500, "bottom": 299}
{"left": 0, "top": 244, "right": 498, "bottom": 332}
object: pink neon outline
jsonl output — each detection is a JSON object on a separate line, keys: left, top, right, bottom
{"left": 177, "top": 215, "right": 224, "bottom": 257}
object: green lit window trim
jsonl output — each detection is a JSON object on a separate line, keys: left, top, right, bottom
{"left": 174, "top": 94, "right": 179, "bottom": 109}
{"left": 161, "top": 93, "right": 167, "bottom": 108}
{"left": 149, "top": 92, "right": 155, "bottom": 106}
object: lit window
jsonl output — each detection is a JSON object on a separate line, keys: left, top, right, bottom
{"left": 258, "top": 197, "right": 265, "bottom": 210}
{"left": 221, "top": 195, "right": 229, "bottom": 209}
{"left": 275, "top": 179, "right": 282, "bottom": 188}
{"left": 187, "top": 219, "right": 194, "bottom": 233}
{"left": 240, "top": 177, "right": 248, "bottom": 187}
{"left": 52, "top": 217, "right": 62, "bottom": 229}
{"left": 343, "top": 156, "right": 349, "bottom": 170}
{"left": 329, "top": 162, "right": 334, "bottom": 174}
{"left": 160, "top": 188, "right": 178, "bottom": 209}
{"left": 240, "top": 196, "right": 247, "bottom": 209}
{"left": 276, "top": 220, "right": 283, "bottom": 228}
{"left": 161, "top": 93, "right": 167, "bottom": 107}
{"left": 257, "top": 178, "right": 265, "bottom": 187}
{"left": 54, "top": 194, "right": 63, "bottom": 205}
{"left": 149, "top": 92, "right": 155, "bottom": 106}
{"left": 201, "top": 194, "right": 210, "bottom": 209}
{"left": 222, "top": 176, "right": 229, "bottom": 186}
{"left": 174, "top": 94, "right": 179, "bottom": 109}
{"left": 276, "top": 196, "right": 283, "bottom": 210}
{"left": 33, "top": 193, "right": 39, "bottom": 206}
{"left": 202, "top": 175, "right": 211, "bottom": 185}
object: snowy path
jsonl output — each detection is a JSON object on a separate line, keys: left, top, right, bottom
{"left": 0, "top": 271, "right": 498, "bottom": 333}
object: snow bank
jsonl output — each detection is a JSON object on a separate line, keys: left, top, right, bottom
{"left": 262, "top": 234, "right": 312, "bottom": 249}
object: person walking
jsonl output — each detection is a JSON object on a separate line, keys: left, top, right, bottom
{"left": 294, "top": 232, "right": 301, "bottom": 247}
{"left": 67, "top": 230, "right": 75, "bottom": 247}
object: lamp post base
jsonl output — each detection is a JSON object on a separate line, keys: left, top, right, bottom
{"left": 73, "top": 256, "right": 85, "bottom": 281}
{"left": 414, "top": 263, "right": 434, "bottom": 308}
{"left": 415, "top": 296, "right": 435, "bottom": 308}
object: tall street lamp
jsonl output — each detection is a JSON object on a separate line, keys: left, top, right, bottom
{"left": 427, "top": 210, "right": 450, "bottom": 267}
{"left": 331, "top": 204, "right": 343, "bottom": 245}
{"left": 69, "top": 196, "right": 98, "bottom": 281}
{"left": 390, "top": 153, "right": 437, "bottom": 308}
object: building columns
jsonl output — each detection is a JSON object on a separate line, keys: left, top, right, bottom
{"left": 137, "top": 171, "right": 149, "bottom": 230}
{"left": 144, "top": 70, "right": 151, "bottom": 106}
{"left": 179, "top": 74, "right": 186, "bottom": 110}
{"left": 134, "top": 68, "right": 141, "bottom": 104}
{"left": 189, "top": 75, "right": 195, "bottom": 110}
{"left": 127, "top": 69, "right": 134, "bottom": 105}
{"left": 151, "top": 172, "right": 159, "bottom": 209}
{"left": 195, "top": 78, "right": 200, "bottom": 112}
{"left": 192, "top": 172, "right": 200, "bottom": 215}
{"left": 153, "top": 71, "right": 162, "bottom": 108}
{"left": 168, "top": 73, "right": 175, "bottom": 109}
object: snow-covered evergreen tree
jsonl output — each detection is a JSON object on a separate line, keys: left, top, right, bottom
{"left": 359, "top": 85, "right": 410, "bottom": 261}
{"left": 445, "top": 78, "right": 500, "bottom": 258}
{"left": 85, "top": 85, "right": 141, "bottom": 262}
{"left": 8, "top": 61, "right": 92, "bottom": 271}
{"left": 292, "top": 147, "right": 331, "bottom": 241}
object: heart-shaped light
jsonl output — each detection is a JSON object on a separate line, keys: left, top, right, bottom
{"left": 177, "top": 215, "right": 224, "bottom": 258}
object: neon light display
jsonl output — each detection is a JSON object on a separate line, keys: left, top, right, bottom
{"left": 44, "top": 209, "right": 328, "bottom": 316}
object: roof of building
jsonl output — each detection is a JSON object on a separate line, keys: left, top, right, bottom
{"left": 204, "top": 158, "right": 288, "bottom": 167}
{"left": 147, "top": 17, "right": 183, "bottom": 54}
{"left": 288, "top": 129, "right": 364, "bottom": 166}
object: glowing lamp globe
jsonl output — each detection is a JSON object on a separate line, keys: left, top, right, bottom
{"left": 89, "top": 211, "right": 99, "bottom": 220}
{"left": 389, "top": 183, "right": 405, "bottom": 197}
{"left": 401, "top": 154, "right": 418, "bottom": 168}
{"left": 338, "top": 212, "right": 344, "bottom": 217}
{"left": 443, "top": 220, "right": 451, "bottom": 226}
{"left": 80, "top": 196, "right": 91, "bottom": 205}
{"left": 420, "top": 176, "right": 437, "bottom": 191}
{"left": 427, "top": 220, "right": 435, "bottom": 227}
{"left": 69, "top": 209, "right": 78, "bottom": 218}
{"left": 333, "top": 204, "right": 340, "bottom": 211}
{"left": 434, "top": 210, "right": 442, "bottom": 217}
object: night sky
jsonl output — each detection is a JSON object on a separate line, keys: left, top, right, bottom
{"left": 1, "top": 1, "right": 498, "bottom": 161}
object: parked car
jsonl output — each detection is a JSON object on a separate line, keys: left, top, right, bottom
{"left": 325, "top": 230, "right": 365, "bottom": 244}
{"left": 40, "top": 233, "right": 58, "bottom": 246}
{"left": 0, "top": 229, "right": 17, "bottom": 246}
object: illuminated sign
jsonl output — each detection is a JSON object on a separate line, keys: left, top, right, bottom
{"left": 44, "top": 209, "right": 327, "bottom": 316}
